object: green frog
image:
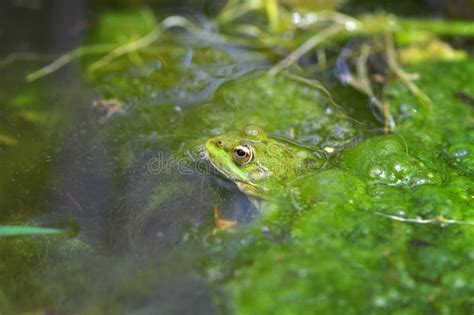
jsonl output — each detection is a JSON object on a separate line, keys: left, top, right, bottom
{"left": 205, "top": 125, "right": 327, "bottom": 225}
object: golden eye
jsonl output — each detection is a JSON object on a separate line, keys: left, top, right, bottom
{"left": 232, "top": 144, "right": 254, "bottom": 166}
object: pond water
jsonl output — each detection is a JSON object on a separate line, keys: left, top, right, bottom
{"left": 0, "top": 1, "right": 473, "bottom": 314}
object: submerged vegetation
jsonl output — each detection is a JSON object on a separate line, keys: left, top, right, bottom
{"left": 0, "top": 225, "right": 65, "bottom": 236}
{"left": 0, "top": 0, "right": 473, "bottom": 313}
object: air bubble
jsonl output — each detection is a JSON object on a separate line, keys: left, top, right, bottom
{"left": 368, "top": 166, "right": 386, "bottom": 180}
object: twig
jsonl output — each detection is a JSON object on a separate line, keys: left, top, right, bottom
{"left": 384, "top": 32, "right": 433, "bottom": 110}
{"left": 296, "top": 10, "right": 360, "bottom": 31}
{"left": 269, "top": 23, "right": 343, "bottom": 75}
{"left": 0, "top": 134, "right": 18, "bottom": 146}
{"left": 88, "top": 29, "right": 160, "bottom": 73}
{"left": 376, "top": 212, "right": 474, "bottom": 227}
{"left": 339, "top": 43, "right": 395, "bottom": 132}
{"left": 26, "top": 45, "right": 115, "bottom": 82}
{"left": 382, "top": 101, "right": 394, "bottom": 133}
{"left": 282, "top": 71, "right": 332, "bottom": 95}
{"left": 0, "top": 52, "right": 55, "bottom": 68}
{"left": 25, "top": 15, "right": 220, "bottom": 82}
{"left": 216, "top": 0, "right": 251, "bottom": 25}
{"left": 355, "top": 44, "right": 373, "bottom": 97}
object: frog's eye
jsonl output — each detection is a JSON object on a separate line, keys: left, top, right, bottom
{"left": 232, "top": 144, "right": 254, "bottom": 166}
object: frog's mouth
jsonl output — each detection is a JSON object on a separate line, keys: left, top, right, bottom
{"left": 207, "top": 155, "right": 252, "bottom": 184}
{"left": 235, "top": 181, "right": 262, "bottom": 199}
{"left": 206, "top": 152, "right": 261, "bottom": 195}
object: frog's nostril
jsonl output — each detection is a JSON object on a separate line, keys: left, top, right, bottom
{"left": 216, "top": 140, "right": 223, "bottom": 147}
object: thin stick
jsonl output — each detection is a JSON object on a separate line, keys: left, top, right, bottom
{"left": 384, "top": 32, "right": 433, "bottom": 110}
{"left": 26, "top": 45, "right": 115, "bottom": 82}
{"left": 342, "top": 44, "right": 395, "bottom": 132}
{"left": 376, "top": 212, "right": 474, "bottom": 227}
{"left": 282, "top": 71, "right": 333, "bottom": 98}
{"left": 0, "top": 134, "right": 18, "bottom": 146}
{"left": 269, "top": 23, "right": 343, "bottom": 75}
{"left": 355, "top": 44, "right": 373, "bottom": 96}
{"left": 0, "top": 52, "right": 55, "bottom": 68}
{"left": 216, "top": 0, "right": 249, "bottom": 25}
{"left": 25, "top": 15, "right": 213, "bottom": 82}
{"left": 88, "top": 29, "right": 160, "bottom": 73}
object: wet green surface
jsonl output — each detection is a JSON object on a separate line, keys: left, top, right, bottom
{"left": 221, "top": 56, "right": 474, "bottom": 314}
{"left": 0, "top": 1, "right": 473, "bottom": 314}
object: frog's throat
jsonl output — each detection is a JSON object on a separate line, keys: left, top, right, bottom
{"left": 206, "top": 153, "right": 263, "bottom": 198}
{"left": 235, "top": 181, "right": 261, "bottom": 198}
{"left": 207, "top": 154, "right": 253, "bottom": 184}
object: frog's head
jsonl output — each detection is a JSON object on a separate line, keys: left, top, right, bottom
{"left": 205, "top": 125, "right": 325, "bottom": 199}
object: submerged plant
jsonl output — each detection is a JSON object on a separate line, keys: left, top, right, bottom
{"left": 0, "top": 225, "right": 65, "bottom": 237}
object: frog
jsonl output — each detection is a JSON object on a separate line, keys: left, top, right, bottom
{"left": 205, "top": 125, "right": 327, "bottom": 226}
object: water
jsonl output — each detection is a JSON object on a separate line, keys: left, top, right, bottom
{"left": 0, "top": 2, "right": 220, "bottom": 313}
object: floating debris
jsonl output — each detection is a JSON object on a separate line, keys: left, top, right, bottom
{"left": 93, "top": 98, "right": 124, "bottom": 122}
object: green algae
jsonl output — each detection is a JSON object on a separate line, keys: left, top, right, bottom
{"left": 89, "top": 8, "right": 157, "bottom": 46}
{"left": 230, "top": 216, "right": 474, "bottom": 314}
{"left": 216, "top": 45, "right": 474, "bottom": 315}
{"left": 446, "top": 142, "right": 474, "bottom": 176}
{"left": 224, "top": 78, "right": 473, "bottom": 315}
{"left": 339, "top": 135, "right": 445, "bottom": 188}
{"left": 227, "top": 149, "right": 474, "bottom": 314}
{"left": 213, "top": 156, "right": 473, "bottom": 313}
{"left": 288, "top": 170, "right": 368, "bottom": 210}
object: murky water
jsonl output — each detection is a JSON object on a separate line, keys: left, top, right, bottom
{"left": 0, "top": 2, "right": 218, "bottom": 313}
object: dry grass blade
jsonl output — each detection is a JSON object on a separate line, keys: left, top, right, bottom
{"left": 269, "top": 23, "right": 343, "bottom": 75}
{"left": 0, "top": 134, "right": 18, "bottom": 146}
{"left": 340, "top": 43, "right": 395, "bottom": 132}
{"left": 25, "top": 15, "right": 222, "bottom": 82}
{"left": 0, "top": 52, "right": 55, "bottom": 68}
{"left": 376, "top": 212, "right": 474, "bottom": 227}
{"left": 26, "top": 45, "right": 115, "bottom": 82}
{"left": 88, "top": 29, "right": 160, "bottom": 73}
{"left": 282, "top": 71, "right": 333, "bottom": 98}
{"left": 384, "top": 32, "right": 433, "bottom": 110}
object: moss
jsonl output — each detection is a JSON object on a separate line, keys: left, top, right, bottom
{"left": 88, "top": 8, "right": 157, "bottom": 45}
{"left": 225, "top": 59, "right": 474, "bottom": 314}
{"left": 386, "top": 60, "right": 474, "bottom": 142}
{"left": 288, "top": 169, "right": 368, "bottom": 210}
{"left": 339, "top": 135, "right": 444, "bottom": 188}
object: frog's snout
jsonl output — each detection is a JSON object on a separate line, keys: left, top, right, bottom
{"left": 205, "top": 138, "right": 214, "bottom": 149}
{"left": 206, "top": 138, "right": 224, "bottom": 149}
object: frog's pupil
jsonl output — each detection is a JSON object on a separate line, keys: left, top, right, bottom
{"left": 236, "top": 149, "right": 246, "bottom": 157}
